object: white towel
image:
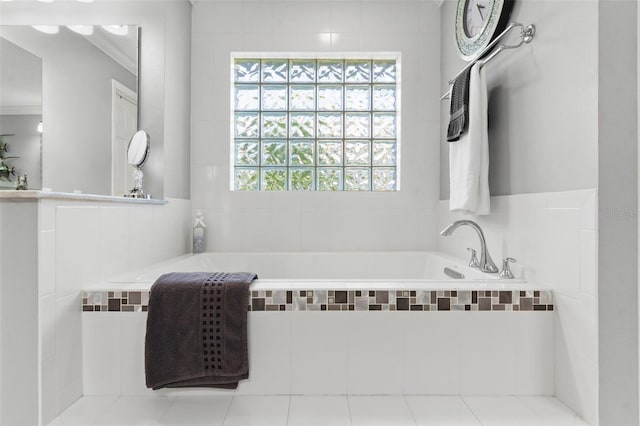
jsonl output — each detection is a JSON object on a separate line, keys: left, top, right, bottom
{"left": 449, "top": 63, "right": 490, "bottom": 215}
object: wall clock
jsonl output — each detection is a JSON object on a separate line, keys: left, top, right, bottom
{"left": 455, "top": 0, "right": 515, "bottom": 61}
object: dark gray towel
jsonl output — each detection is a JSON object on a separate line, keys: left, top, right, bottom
{"left": 145, "top": 271, "right": 257, "bottom": 390}
{"left": 446, "top": 67, "right": 471, "bottom": 142}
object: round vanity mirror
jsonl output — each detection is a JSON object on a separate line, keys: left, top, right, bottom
{"left": 127, "top": 130, "right": 149, "bottom": 167}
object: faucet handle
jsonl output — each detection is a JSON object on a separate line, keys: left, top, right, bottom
{"left": 467, "top": 248, "right": 480, "bottom": 268}
{"left": 499, "top": 257, "right": 517, "bottom": 279}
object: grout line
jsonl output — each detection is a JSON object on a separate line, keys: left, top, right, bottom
{"left": 402, "top": 395, "right": 420, "bottom": 426}
{"left": 461, "top": 396, "right": 485, "bottom": 426}
{"left": 220, "top": 394, "right": 234, "bottom": 426}
{"left": 286, "top": 394, "right": 292, "bottom": 426}
{"left": 346, "top": 394, "right": 354, "bottom": 426}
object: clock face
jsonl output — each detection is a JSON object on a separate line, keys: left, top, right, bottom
{"left": 464, "top": 0, "right": 490, "bottom": 38}
{"left": 455, "top": 0, "right": 514, "bottom": 61}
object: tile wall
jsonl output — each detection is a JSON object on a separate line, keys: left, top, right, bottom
{"left": 37, "top": 197, "right": 191, "bottom": 425}
{"left": 82, "top": 310, "right": 554, "bottom": 397}
{"left": 190, "top": 0, "right": 441, "bottom": 252}
{"left": 437, "top": 189, "right": 598, "bottom": 424}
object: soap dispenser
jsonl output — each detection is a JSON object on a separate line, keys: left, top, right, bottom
{"left": 193, "top": 209, "right": 207, "bottom": 253}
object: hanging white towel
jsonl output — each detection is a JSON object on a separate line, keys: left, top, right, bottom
{"left": 449, "top": 62, "right": 490, "bottom": 215}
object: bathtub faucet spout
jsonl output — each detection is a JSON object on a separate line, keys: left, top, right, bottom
{"left": 440, "top": 220, "right": 498, "bottom": 273}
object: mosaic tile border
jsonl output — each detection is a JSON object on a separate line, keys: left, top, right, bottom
{"left": 82, "top": 289, "right": 553, "bottom": 313}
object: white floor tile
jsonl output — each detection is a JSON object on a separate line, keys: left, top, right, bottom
{"left": 223, "top": 396, "right": 290, "bottom": 426}
{"left": 405, "top": 396, "right": 481, "bottom": 426}
{"left": 54, "top": 394, "right": 579, "bottom": 426}
{"left": 288, "top": 396, "right": 351, "bottom": 426}
{"left": 162, "top": 396, "right": 232, "bottom": 426}
{"left": 463, "top": 396, "right": 578, "bottom": 426}
{"left": 57, "top": 395, "right": 118, "bottom": 425}
{"left": 91, "top": 396, "right": 175, "bottom": 426}
{"left": 348, "top": 396, "right": 415, "bottom": 426}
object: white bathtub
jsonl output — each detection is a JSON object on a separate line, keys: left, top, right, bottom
{"left": 97, "top": 251, "right": 531, "bottom": 291}
{"left": 81, "top": 251, "right": 554, "bottom": 398}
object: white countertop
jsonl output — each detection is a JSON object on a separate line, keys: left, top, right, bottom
{"left": 0, "top": 189, "right": 167, "bottom": 205}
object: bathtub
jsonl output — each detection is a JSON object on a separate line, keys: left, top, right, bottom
{"left": 81, "top": 251, "right": 554, "bottom": 398}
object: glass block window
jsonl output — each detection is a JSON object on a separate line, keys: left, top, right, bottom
{"left": 232, "top": 57, "right": 399, "bottom": 191}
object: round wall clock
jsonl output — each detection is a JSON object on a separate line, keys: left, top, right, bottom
{"left": 455, "top": 0, "right": 515, "bottom": 61}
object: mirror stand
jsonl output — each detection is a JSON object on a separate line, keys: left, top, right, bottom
{"left": 125, "top": 166, "right": 149, "bottom": 199}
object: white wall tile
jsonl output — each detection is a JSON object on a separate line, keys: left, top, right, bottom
{"left": 98, "top": 207, "right": 131, "bottom": 281}
{"left": 535, "top": 208, "right": 582, "bottom": 297}
{"left": 56, "top": 206, "right": 100, "bottom": 296}
{"left": 39, "top": 230, "right": 57, "bottom": 297}
{"left": 513, "top": 313, "right": 554, "bottom": 395}
{"left": 191, "top": 0, "right": 441, "bottom": 253}
{"left": 82, "top": 313, "right": 121, "bottom": 396}
{"left": 580, "top": 230, "right": 597, "bottom": 296}
{"left": 41, "top": 356, "right": 58, "bottom": 426}
{"left": 459, "top": 313, "right": 518, "bottom": 395}
{"left": 55, "top": 294, "right": 83, "bottom": 415}
{"left": 39, "top": 199, "right": 57, "bottom": 231}
{"left": 347, "top": 312, "right": 404, "bottom": 394}
{"left": 242, "top": 2, "right": 275, "bottom": 33}
{"left": 241, "top": 209, "right": 301, "bottom": 251}
{"left": 40, "top": 293, "right": 57, "bottom": 361}
{"left": 291, "top": 312, "right": 348, "bottom": 394}
{"left": 224, "top": 396, "right": 289, "bottom": 426}
{"left": 237, "top": 312, "right": 291, "bottom": 395}
{"left": 402, "top": 312, "right": 462, "bottom": 394}
{"left": 119, "top": 313, "right": 152, "bottom": 396}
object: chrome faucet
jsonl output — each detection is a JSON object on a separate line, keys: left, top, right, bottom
{"left": 440, "top": 220, "right": 499, "bottom": 273}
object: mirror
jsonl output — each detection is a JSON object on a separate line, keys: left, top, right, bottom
{"left": 0, "top": 37, "right": 43, "bottom": 190}
{"left": 124, "top": 130, "right": 150, "bottom": 199}
{"left": 0, "top": 25, "right": 139, "bottom": 196}
{"left": 127, "top": 130, "right": 149, "bottom": 167}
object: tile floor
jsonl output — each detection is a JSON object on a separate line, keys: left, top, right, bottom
{"left": 47, "top": 395, "right": 588, "bottom": 426}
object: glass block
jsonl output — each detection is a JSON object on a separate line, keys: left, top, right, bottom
{"left": 290, "top": 168, "right": 314, "bottom": 191}
{"left": 345, "top": 113, "right": 370, "bottom": 138}
{"left": 235, "top": 168, "right": 259, "bottom": 191}
{"left": 235, "top": 59, "right": 260, "bottom": 82}
{"left": 262, "top": 59, "right": 288, "bottom": 82}
{"left": 345, "top": 85, "right": 371, "bottom": 111}
{"left": 262, "top": 140, "right": 287, "bottom": 165}
{"left": 318, "top": 168, "right": 343, "bottom": 191}
{"left": 289, "top": 113, "right": 315, "bottom": 138}
{"left": 345, "top": 141, "right": 370, "bottom": 166}
{"left": 234, "top": 112, "right": 259, "bottom": 138}
{"left": 345, "top": 168, "right": 370, "bottom": 191}
{"left": 262, "top": 168, "right": 287, "bottom": 191}
{"left": 262, "top": 85, "right": 287, "bottom": 110}
{"left": 373, "top": 113, "right": 396, "bottom": 138}
{"left": 317, "top": 113, "right": 343, "bottom": 138}
{"left": 290, "top": 141, "right": 314, "bottom": 166}
{"left": 373, "top": 141, "right": 396, "bottom": 166}
{"left": 317, "top": 86, "right": 343, "bottom": 111}
{"left": 290, "top": 60, "right": 316, "bottom": 82}
{"left": 317, "top": 60, "right": 343, "bottom": 82}
{"left": 345, "top": 60, "right": 371, "bottom": 82}
{"left": 373, "top": 168, "right": 396, "bottom": 191}
{"left": 234, "top": 140, "right": 259, "bottom": 166}
{"left": 235, "top": 85, "right": 259, "bottom": 110}
{"left": 318, "top": 141, "right": 343, "bottom": 166}
{"left": 372, "top": 85, "right": 396, "bottom": 111}
{"left": 262, "top": 112, "right": 287, "bottom": 138}
{"left": 290, "top": 85, "right": 315, "bottom": 110}
{"left": 373, "top": 60, "right": 397, "bottom": 82}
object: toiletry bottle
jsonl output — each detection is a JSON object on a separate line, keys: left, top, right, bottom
{"left": 193, "top": 209, "right": 207, "bottom": 253}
